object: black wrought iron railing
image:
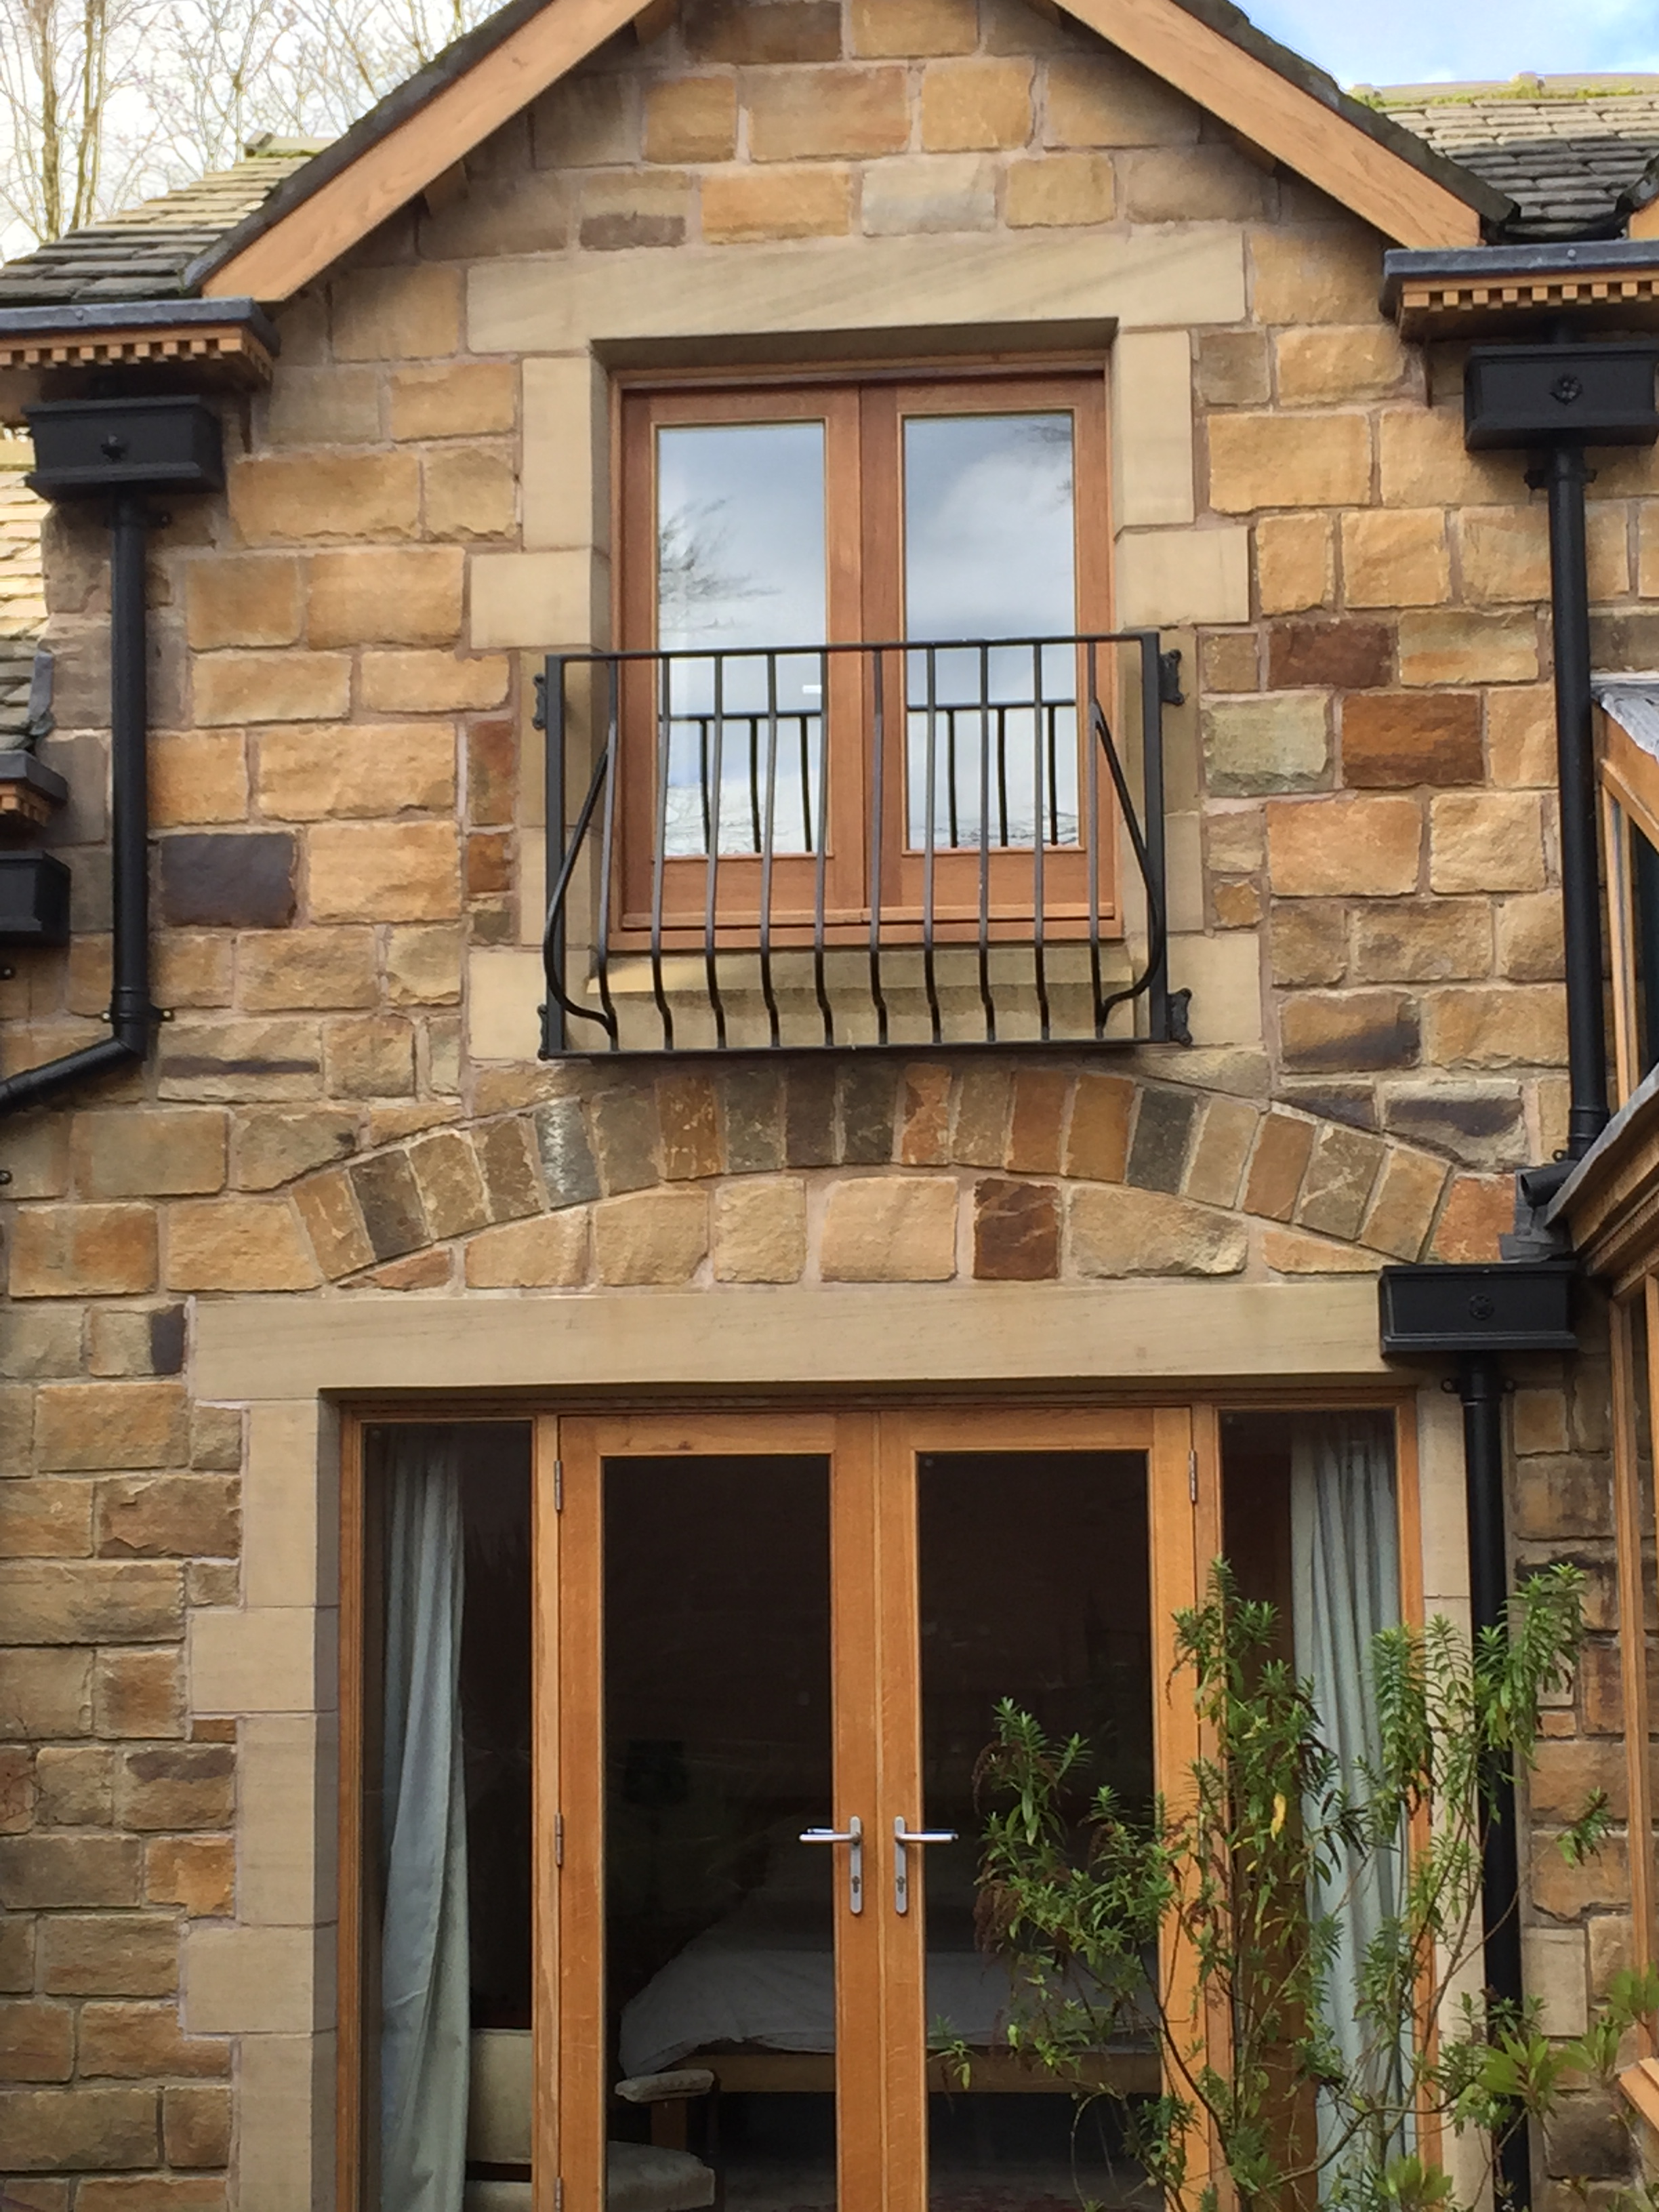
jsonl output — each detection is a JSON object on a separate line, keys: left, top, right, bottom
{"left": 535, "top": 630, "right": 1188, "bottom": 1056}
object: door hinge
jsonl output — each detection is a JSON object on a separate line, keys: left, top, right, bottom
{"left": 554, "top": 2179, "right": 565, "bottom": 2212}
{"left": 554, "top": 1813, "right": 565, "bottom": 1868}
{"left": 1188, "top": 1450, "right": 1198, "bottom": 1504}
{"left": 554, "top": 1458, "right": 563, "bottom": 1512}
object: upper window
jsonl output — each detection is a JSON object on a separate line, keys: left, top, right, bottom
{"left": 615, "top": 371, "right": 1111, "bottom": 946}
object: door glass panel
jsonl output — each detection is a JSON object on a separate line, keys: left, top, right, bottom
{"left": 903, "top": 413, "right": 1080, "bottom": 851}
{"left": 657, "top": 422, "right": 828, "bottom": 858}
{"left": 918, "top": 1452, "right": 1158, "bottom": 2210}
{"left": 605, "top": 1454, "right": 838, "bottom": 2211}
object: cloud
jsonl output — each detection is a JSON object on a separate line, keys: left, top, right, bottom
{"left": 1245, "top": 0, "right": 1659, "bottom": 85}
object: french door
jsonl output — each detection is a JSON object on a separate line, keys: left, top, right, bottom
{"left": 544, "top": 1406, "right": 1204, "bottom": 2212}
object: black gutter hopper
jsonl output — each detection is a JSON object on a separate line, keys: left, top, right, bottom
{"left": 0, "top": 398, "right": 225, "bottom": 1122}
{"left": 1380, "top": 1261, "right": 1577, "bottom": 2212}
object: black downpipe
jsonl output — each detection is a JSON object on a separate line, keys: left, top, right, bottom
{"left": 0, "top": 494, "right": 156, "bottom": 1118}
{"left": 1541, "top": 445, "right": 1609, "bottom": 1161}
{"left": 1458, "top": 1353, "right": 1530, "bottom": 2211}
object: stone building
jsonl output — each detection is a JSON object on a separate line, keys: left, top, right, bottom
{"left": 0, "top": 2, "right": 1658, "bottom": 2205}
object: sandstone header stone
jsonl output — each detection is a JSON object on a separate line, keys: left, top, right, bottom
{"left": 821, "top": 1175, "right": 958, "bottom": 1281}
{"left": 1068, "top": 1183, "right": 1246, "bottom": 1277}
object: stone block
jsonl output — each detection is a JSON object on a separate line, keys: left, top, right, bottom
{"left": 0, "top": 1481, "right": 91, "bottom": 1559}
{"left": 682, "top": 0, "right": 841, "bottom": 64}
{"left": 422, "top": 446, "right": 516, "bottom": 539}
{"left": 237, "top": 930, "right": 379, "bottom": 1013}
{"left": 0, "top": 1119, "right": 71, "bottom": 1205}
{"left": 951, "top": 1064, "right": 1010, "bottom": 1167}
{"left": 323, "top": 1016, "right": 415, "bottom": 1099}
{"left": 535, "top": 1097, "right": 601, "bottom": 1207}
{"left": 1387, "top": 1085, "right": 1528, "bottom": 1172}
{"left": 578, "top": 167, "right": 691, "bottom": 251}
{"left": 1359, "top": 1147, "right": 1447, "bottom": 1259}
{"left": 347, "top": 1152, "right": 427, "bottom": 1263}
{"left": 1183, "top": 1096, "right": 1258, "bottom": 1208}
{"left": 265, "top": 365, "right": 380, "bottom": 447}
{"left": 304, "top": 548, "right": 464, "bottom": 649}
{"left": 897, "top": 1065, "right": 951, "bottom": 1166}
{"left": 1067, "top": 1183, "right": 1245, "bottom": 1276}
{"left": 1044, "top": 53, "right": 1200, "bottom": 146}
{"left": 118, "top": 1747, "right": 234, "bottom": 1835}
{"left": 1377, "top": 404, "right": 1513, "bottom": 509}
{"left": 1115, "top": 527, "right": 1248, "bottom": 627}
{"left": 94, "top": 1476, "right": 237, "bottom": 1561}
{"left": 712, "top": 1179, "right": 808, "bottom": 1283}
{"left": 9, "top": 1206, "right": 158, "bottom": 1300}
{"left": 163, "top": 1200, "right": 318, "bottom": 1292}
{"left": 1202, "top": 695, "right": 1327, "bottom": 796}
{"left": 228, "top": 452, "right": 419, "bottom": 544}
{"left": 701, "top": 163, "right": 853, "bottom": 241}
{"left": 157, "top": 1019, "right": 322, "bottom": 1104}
{"left": 1267, "top": 620, "right": 1391, "bottom": 691}
{"left": 1279, "top": 990, "right": 1420, "bottom": 1073}
{"left": 475, "top": 1120, "right": 544, "bottom": 1221}
{"left": 531, "top": 68, "right": 637, "bottom": 166}
{"left": 1208, "top": 412, "right": 1370, "bottom": 512}
{"left": 0, "top": 1652, "right": 91, "bottom": 1739}
{"left": 184, "top": 556, "right": 302, "bottom": 651}
{"left": 645, "top": 75, "right": 737, "bottom": 162}
{"left": 1430, "top": 1174, "right": 1513, "bottom": 1263}
{"left": 0, "top": 1310, "right": 81, "bottom": 1383}
{"left": 821, "top": 1176, "right": 958, "bottom": 1281}
{"left": 1266, "top": 796, "right": 1421, "bottom": 897}
{"left": 0, "top": 2083, "right": 158, "bottom": 2169}
{"left": 471, "top": 546, "right": 600, "bottom": 648}
{"left": 1496, "top": 891, "right": 1563, "bottom": 983}
{"left": 1120, "top": 143, "right": 1270, "bottom": 222}
{"left": 158, "top": 834, "right": 296, "bottom": 930}
{"left": 862, "top": 155, "right": 996, "bottom": 234}
{"left": 77, "top": 2179, "right": 230, "bottom": 2212}
{"left": 192, "top": 648, "right": 352, "bottom": 728}
{"left": 404, "top": 1130, "right": 490, "bottom": 1241}
{"left": 590, "top": 1086, "right": 661, "bottom": 1194}
{"left": 1125, "top": 1086, "right": 1197, "bottom": 1193}
{"left": 164, "top": 2083, "right": 231, "bottom": 2168}
{"left": 464, "top": 1212, "right": 587, "bottom": 1287}
{"left": 1006, "top": 1066, "right": 1068, "bottom": 1175}
{"left": 850, "top": 0, "right": 976, "bottom": 52}
{"left": 1458, "top": 505, "right": 1550, "bottom": 605}
{"left": 1429, "top": 791, "right": 1546, "bottom": 895}
{"left": 1004, "top": 152, "right": 1115, "bottom": 226}
{"left": 233, "top": 1109, "right": 355, "bottom": 1193}
{"left": 184, "top": 1923, "right": 319, "bottom": 2034}
{"left": 389, "top": 363, "right": 516, "bottom": 441}
{"left": 1063, "top": 1071, "right": 1133, "bottom": 1182}
{"left": 1486, "top": 688, "right": 1554, "bottom": 789}
{"left": 1262, "top": 1229, "right": 1378, "bottom": 1273}
{"left": 40, "top": 1914, "right": 177, "bottom": 1997}
{"left": 0, "top": 1918, "right": 30, "bottom": 1992}
{"left": 361, "top": 650, "right": 510, "bottom": 714}
{"left": 1340, "top": 691, "right": 1481, "bottom": 789}
{"left": 70, "top": 1110, "right": 226, "bottom": 1202}
{"left": 0, "top": 1834, "right": 142, "bottom": 1910}
{"left": 972, "top": 1179, "right": 1059, "bottom": 1280}
{"left": 307, "top": 821, "right": 460, "bottom": 922}
{"left": 657, "top": 1071, "right": 722, "bottom": 1181}
{"left": 1339, "top": 509, "right": 1450, "bottom": 609}
{"left": 1255, "top": 512, "right": 1332, "bottom": 615}
{"left": 0, "top": 1999, "right": 74, "bottom": 2081}
{"left": 919, "top": 58, "right": 1031, "bottom": 150}
{"left": 1196, "top": 331, "right": 1270, "bottom": 409}
{"left": 331, "top": 264, "right": 462, "bottom": 361}
{"left": 188, "top": 1607, "right": 331, "bottom": 1717}
{"left": 93, "top": 1650, "right": 184, "bottom": 1739}
{"left": 1200, "top": 632, "right": 1258, "bottom": 695}
{"left": 1397, "top": 610, "right": 1539, "bottom": 688}
{"left": 1240, "top": 1111, "right": 1313, "bottom": 1220}
{"left": 592, "top": 1187, "right": 708, "bottom": 1285}
{"left": 721, "top": 1065, "right": 786, "bottom": 1174}
{"left": 1249, "top": 222, "right": 1383, "bottom": 324}
{"left": 744, "top": 63, "right": 907, "bottom": 159}
{"left": 1275, "top": 325, "right": 1407, "bottom": 405}
{"left": 33, "top": 1381, "right": 188, "bottom": 1473}
{"left": 151, "top": 935, "right": 235, "bottom": 1008}
{"left": 1296, "top": 1122, "right": 1385, "bottom": 1240}
{"left": 1351, "top": 899, "right": 1490, "bottom": 983}
{"left": 1425, "top": 985, "right": 1568, "bottom": 1069}
{"left": 1270, "top": 902, "right": 1345, "bottom": 987}
{"left": 145, "top": 1837, "right": 234, "bottom": 1919}
{"left": 148, "top": 733, "right": 249, "bottom": 830}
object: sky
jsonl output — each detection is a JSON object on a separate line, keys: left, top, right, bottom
{"left": 1245, "top": 0, "right": 1659, "bottom": 88}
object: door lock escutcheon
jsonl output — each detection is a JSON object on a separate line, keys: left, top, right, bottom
{"left": 799, "top": 1814, "right": 863, "bottom": 1914}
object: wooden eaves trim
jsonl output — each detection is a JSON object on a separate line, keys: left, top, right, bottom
{"left": 1054, "top": 0, "right": 1483, "bottom": 249}
{"left": 202, "top": 0, "right": 660, "bottom": 302}
{"left": 200, "top": 0, "right": 1490, "bottom": 306}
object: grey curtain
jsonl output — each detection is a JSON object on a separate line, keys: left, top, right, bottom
{"left": 380, "top": 1431, "right": 471, "bottom": 2212}
{"left": 1290, "top": 1412, "right": 1407, "bottom": 2182}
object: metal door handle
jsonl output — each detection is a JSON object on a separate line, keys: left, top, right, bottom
{"left": 799, "top": 1815, "right": 863, "bottom": 1914}
{"left": 893, "top": 1818, "right": 958, "bottom": 1915}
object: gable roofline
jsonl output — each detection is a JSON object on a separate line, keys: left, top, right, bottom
{"left": 193, "top": 0, "right": 1503, "bottom": 304}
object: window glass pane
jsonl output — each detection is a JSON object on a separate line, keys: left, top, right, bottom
{"left": 1634, "top": 823, "right": 1659, "bottom": 1080}
{"left": 903, "top": 413, "right": 1079, "bottom": 850}
{"left": 365, "top": 1422, "right": 533, "bottom": 2211}
{"left": 657, "top": 422, "right": 827, "bottom": 859}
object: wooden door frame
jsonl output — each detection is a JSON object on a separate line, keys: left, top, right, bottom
{"left": 333, "top": 1389, "right": 1422, "bottom": 2210}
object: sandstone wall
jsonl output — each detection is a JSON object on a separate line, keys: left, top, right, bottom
{"left": 0, "top": 0, "right": 1650, "bottom": 2197}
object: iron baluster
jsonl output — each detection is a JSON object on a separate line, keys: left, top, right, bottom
{"left": 1031, "top": 640, "right": 1050, "bottom": 1042}
{"left": 868, "top": 648, "right": 889, "bottom": 1048}
{"left": 1086, "top": 640, "right": 1104, "bottom": 1037}
{"left": 594, "top": 658, "right": 622, "bottom": 1046}
{"left": 812, "top": 647, "right": 834, "bottom": 1047}
{"left": 976, "top": 640, "right": 996, "bottom": 1044}
{"left": 705, "top": 651, "right": 728, "bottom": 1051}
{"left": 921, "top": 644, "right": 942, "bottom": 1047}
{"left": 758, "top": 652, "right": 781, "bottom": 1050}
{"left": 541, "top": 655, "right": 569, "bottom": 1058}
{"left": 649, "top": 651, "right": 675, "bottom": 1050}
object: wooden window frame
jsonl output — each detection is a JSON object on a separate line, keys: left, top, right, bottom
{"left": 614, "top": 366, "right": 1114, "bottom": 951}
{"left": 335, "top": 1389, "right": 1420, "bottom": 2210}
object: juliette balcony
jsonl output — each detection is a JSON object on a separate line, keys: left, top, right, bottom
{"left": 535, "top": 631, "right": 1187, "bottom": 1057}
